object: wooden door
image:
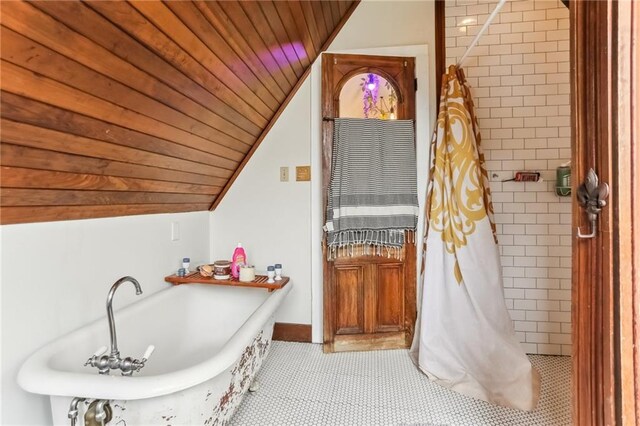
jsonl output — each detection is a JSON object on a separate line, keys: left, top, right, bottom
{"left": 321, "top": 53, "right": 417, "bottom": 353}
{"left": 572, "top": 0, "right": 639, "bottom": 424}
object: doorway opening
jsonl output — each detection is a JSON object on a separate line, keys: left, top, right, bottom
{"left": 436, "top": 0, "right": 637, "bottom": 423}
{"left": 321, "top": 53, "right": 417, "bottom": 353}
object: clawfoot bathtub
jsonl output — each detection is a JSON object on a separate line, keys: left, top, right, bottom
{"left": 18, "top": 282, "right": 291, "bottom": 425}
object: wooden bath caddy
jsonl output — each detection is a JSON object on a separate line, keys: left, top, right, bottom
{"left": 165, "top": 271, "right": 289, "bottom": 292}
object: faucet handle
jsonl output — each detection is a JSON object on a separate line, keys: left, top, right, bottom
{"left": 122, "top": 345, "right": 155, "bottom": 376}
{"left": 142, "top": 345, "right": 155, "bottom": 361}
{"left": 85, "top": 346, "right": 108, "bottom": 367}
{"left": 93, "top": 346, "right": 108, "bottom": 357}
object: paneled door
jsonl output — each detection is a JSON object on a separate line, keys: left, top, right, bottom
{"left": 321, "top": 53, "right": 417, "bottom": 353}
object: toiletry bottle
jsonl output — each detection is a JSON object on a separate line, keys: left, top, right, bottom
{"left": 267, "top": 266, "right": 276, "bottom": 283}
{"left": 231, "top": 243, "right": 247, "bottom": 279}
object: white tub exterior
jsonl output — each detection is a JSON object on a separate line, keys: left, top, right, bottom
{"left": 18, "top": 282, "right": 291, "bottom": 425}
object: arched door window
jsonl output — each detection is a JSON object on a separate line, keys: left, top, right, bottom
{"left": 338, "top": 73, "right": 399, "bottom": 120}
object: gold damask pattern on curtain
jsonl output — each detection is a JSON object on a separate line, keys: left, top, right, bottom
{"left": 412, "top": 65, "right": 540, "bottom": 411}
{"left": 424, "top": 65, "right": 497, "bottom": 284}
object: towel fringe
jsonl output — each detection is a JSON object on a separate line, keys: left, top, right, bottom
{"left": 326, "top": 229, "right": 414, "bottom": 261}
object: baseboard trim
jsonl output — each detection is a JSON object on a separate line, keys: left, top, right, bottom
{"left": 273, "top": 322, "right": 312, "bottom": 343}
{"left": 332, "top": 331, "right": 408, "bottom": 353}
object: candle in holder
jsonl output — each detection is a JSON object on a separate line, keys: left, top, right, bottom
{"left": 267, "top": 266, "right": 275, "bottom": 283}
{"left": 274, "top": 264, "right": 283, "bottom": 281}
{"left": 239, "top": 265, "right": 256, "bottom": 282}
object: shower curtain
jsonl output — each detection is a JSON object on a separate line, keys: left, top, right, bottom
{"left": 410, "top": 65, "right": 540, "bottom": 411}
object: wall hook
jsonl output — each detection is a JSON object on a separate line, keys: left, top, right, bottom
{"left": 576, "top": 168, "right": 609, "bottom": 239}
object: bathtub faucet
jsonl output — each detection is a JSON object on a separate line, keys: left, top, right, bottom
{"left": 106, "top": 276, "right": 142, "bottom": 360}
{"left": 85, "top": 276, "right": 155, "bottom": 376}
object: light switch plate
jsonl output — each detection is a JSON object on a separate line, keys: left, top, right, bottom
{"left": 280, "top": 166, "right": 289, "bottom": 182}
{"left": 171, "top": 221, "right": 180, "bottom": 241}
{"left": 296, "top": 166, "right": 311, "bottom": 181}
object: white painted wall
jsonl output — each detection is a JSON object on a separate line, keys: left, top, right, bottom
{"left": 330, "top": 1, "right": 436, "bottom": 54}
{"left": 0, "top": 211, "right": 209, "bottom": 425}
{"left": 211, "top": 0, "right": 436, "bottom": 342}
{"left": 210, "top": 78, "right": 313, "bottom": 324}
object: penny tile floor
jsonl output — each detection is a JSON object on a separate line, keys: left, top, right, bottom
{"left": 231, "top": 341, "right": 570, "bottom": 426}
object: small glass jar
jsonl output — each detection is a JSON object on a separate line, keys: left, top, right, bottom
{"left": 266, "top": 265, "right": 276, "bottom": 283}
{"left": 274, "top": 264, "right": 283, "bottom": 281}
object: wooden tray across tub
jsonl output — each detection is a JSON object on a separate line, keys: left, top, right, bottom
{"left": 165, "top": 270, "right": 289, "bottom": 292}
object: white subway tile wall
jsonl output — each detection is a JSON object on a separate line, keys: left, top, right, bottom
{"left": 446, "top": 0, "right": 571, "bottom": 356}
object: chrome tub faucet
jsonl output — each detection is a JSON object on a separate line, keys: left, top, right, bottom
{"left": 85, "top": 276, "right": 154, "bottom": 376}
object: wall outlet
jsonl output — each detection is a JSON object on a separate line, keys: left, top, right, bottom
{"left": 280, "top": 166, "right": 289, "bottom": 182}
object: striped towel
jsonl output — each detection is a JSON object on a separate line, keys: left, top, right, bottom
{"left": 325, "top": 118, "right": 418, "bottom": 259}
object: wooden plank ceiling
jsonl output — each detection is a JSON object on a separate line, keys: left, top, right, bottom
{"left": 0, "top": 0, "right": 358, "bottom": 224}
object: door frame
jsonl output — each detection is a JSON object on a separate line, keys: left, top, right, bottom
{"left": 612, "top": 2, "right": 640, "bottom": 422}
{"left": 321, "top": 52, "right": 417, "bottom": 353}
{"left": 571, "top": 1, "right": 615, "bottom": 424}
{"left": 571, "top": 0, "right": 639, "bottom": 424}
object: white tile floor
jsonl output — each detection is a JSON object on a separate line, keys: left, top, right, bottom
{"left": 231, "top": 341, "right": 571, "bottom": 426}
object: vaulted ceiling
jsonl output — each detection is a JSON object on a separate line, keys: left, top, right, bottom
{"left": 0, "top": 0, "right": 358, "bottom": 224}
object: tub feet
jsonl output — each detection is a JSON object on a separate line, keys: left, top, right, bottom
{"left": 249, "top": 379, "right": 260, "bottom": 393}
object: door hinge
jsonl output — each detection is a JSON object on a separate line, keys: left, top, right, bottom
{"left": 414, "top": 78, "right": 418, "bottom": 91}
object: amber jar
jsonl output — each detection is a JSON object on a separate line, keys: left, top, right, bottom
{"left": 213, "top": 260, "right": 232, "bottom": 280}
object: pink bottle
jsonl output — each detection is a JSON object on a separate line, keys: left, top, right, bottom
{"left": 231, "top": 243, "right": 247, "bottom": 279}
